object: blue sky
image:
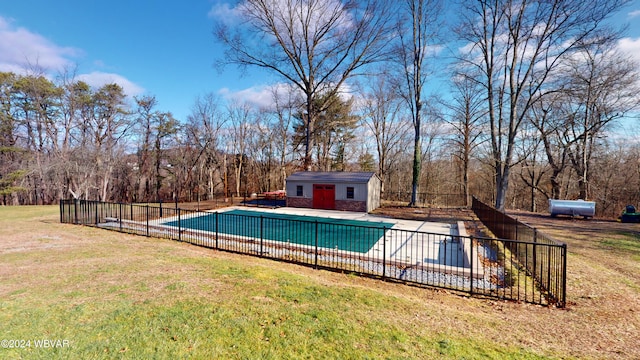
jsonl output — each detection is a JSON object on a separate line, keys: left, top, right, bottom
{"left": 1, "top": 0, "right": 640, "bottom": 123}
{"left": 0, "top": 0, "right": 270, "bottom": 121}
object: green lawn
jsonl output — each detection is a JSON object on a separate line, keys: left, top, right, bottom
{"left": 0, "top": 205, "right": 578, "bottom": 359}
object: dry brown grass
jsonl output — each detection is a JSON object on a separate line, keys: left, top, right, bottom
{"left": 506, "top": 211, "right": 640, "bottom": 358}
{"left": 373, "top": 206, "right": 640, "bottom": 359}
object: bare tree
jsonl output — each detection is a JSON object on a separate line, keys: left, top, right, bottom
{"left": 133, "top": 95, "right": 157, "bottom": 201}
{"left": 225, "top": 101, "right": 254, "bottom": 197}
{"left": 270, "top": 84, "right": 299, "bottom": 189}
{"left": 61, "top": 80, "right": 94, "bottom": 200}
{"left": 151, "top": 111, "right": 179, "bottom": 201}
{"left": 529, "top": 41, "right": 639, "bottom": 203}
{"left": 528, "top": 94, "right": 569, "bottom": 200}
{"left": 395, "top": 0, "right": 443, "bottom": 206}
{"left": 561, "top": 44, "right": 639, "bottom": 199}
{"left": 444, "top": 75, "right": 486, "bottom": 205}
{"left": 92, "top": 84, "right": 132, "bottom": 201}
{"left": 456, "top": 0, "right": 628, "bottom": 210}
{"left": 587, "top": 141, "right": 638, "bottom": 216}
{"left": 417, "top": 100, "right": 447, "bottom": 196}
{"left": 514, "top": 119, "right": 549, "bottom": 212}
{"left": 361, "top": 71, "right": 409, "bottom": 195}
{"left": 185, "top": 93, "right": 226, "bottom": 200}
{"left": 130, "top": 96, "right": 181, "bottom": 202}
{"left": 214, "top": 0, "right": 395, "bottom": 170}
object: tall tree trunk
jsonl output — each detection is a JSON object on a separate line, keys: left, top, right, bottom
{"left": 410, "top": 119, "right": 421, "bottom": 207}
{"left": 303, "top": 95, "right": 315, "bottom": 171}
{"left": 495, "top": 165, "right": 509, "bottom": 211}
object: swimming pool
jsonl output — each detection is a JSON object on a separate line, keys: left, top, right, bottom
{"left": 163, "top": 209, "right": 395, "bottom": 254}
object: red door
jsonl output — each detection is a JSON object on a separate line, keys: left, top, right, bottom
{"left": 312, "top": 184, "right": 335, "bottom": 210}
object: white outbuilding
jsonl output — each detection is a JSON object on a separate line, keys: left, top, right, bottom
{"left": 285, "top": 171, "right": 382, "bottom": 212}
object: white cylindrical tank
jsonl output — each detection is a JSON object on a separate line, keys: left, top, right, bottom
{"left": 548, "top": 199, "right": 596, "bottom": 218}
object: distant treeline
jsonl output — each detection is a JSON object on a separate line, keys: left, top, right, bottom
{"left": 0, "top": 65, "right": 638, "bottom": 218}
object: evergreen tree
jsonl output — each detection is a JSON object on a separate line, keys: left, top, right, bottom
{"left": 292, "top": 93, "right": 358, "bottom": 171}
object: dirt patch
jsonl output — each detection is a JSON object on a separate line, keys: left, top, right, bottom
{"left": 371, "top": 206, "right": 476, "bottom": 223}
{"left": 508, "top": 210, "right": 640, "bottom": 237}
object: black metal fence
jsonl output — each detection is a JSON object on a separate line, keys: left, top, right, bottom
{"left": 471, "top": 197, "right": 567, "bottom": 307}
{"left": 60, "top": 199, "right": 566, "bottom": 307}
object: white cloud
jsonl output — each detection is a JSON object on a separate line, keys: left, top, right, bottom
{"left": 0, "top": 16, "right": 80, "bottom": 73}
{"left": 0, "top": 16, "right": 144, "bottom": 98}
{"left": 218, "top": 84, "right": 286, "bottom": 109}
{"left": 207, "top": 2, "right": 244, "bottom": 25}
{"left": 618, "top": 37, "right": 640, "bottom": 63}
{"left": 77, "top": 72, "right": 145, "bottom": 97}
{"left": 218, "top": 81, "right": 359, "bottom": 111}
{"left": 219, "top": 82, "right": 307, "bottom": 110}
{"left": 628, "top": 10, "right": 640, "bottom": 18}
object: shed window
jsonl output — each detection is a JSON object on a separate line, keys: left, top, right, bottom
{"left": 346, "top": 187, "right": 354, "bottom": 199}
{"left": 296, "top": 185, "right": 303, "bottom": 197}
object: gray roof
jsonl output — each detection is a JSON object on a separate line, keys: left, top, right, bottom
{"left": 286, "top": 171, "right": 377, "bottom": 183}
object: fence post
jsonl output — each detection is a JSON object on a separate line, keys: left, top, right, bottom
{"left": 146, "top": 205, "right": 149, "bottom": 237}
{"left": 533, "top": 229, "right": 538, "bottom": 280}
{"left": 561, "top": 243, "right": 567, "bottom": 308}
{"left": 119, "top": 203, "right": 123, "bottom": 232}
{"left": 215, "top": 212, "right": 219, "bottom": 249}
{"left": 178, "top": 208, "right": 181, "bottom": 242}
{"left": 74, "top": 199, "right": 78, "bottom": 224}
{"left": 94, "top": 201, "right": 98, "bottom": 226}
{"left": 443, "top": 237, "right": 448, "bottom": 266}
{"left": 314, "top": 221, "right": 319, "bottom": 269}
{"left": 260, "top": 215, "right": 264, "bottom": 256}
{"left": 382, "top": 226, "right": 386, "bottom": 280}
{"left": 547, "top": 244, "right": 552, "bottom": 295}
{"left": 469, "top": 236, "right": 474, "bottom": 296}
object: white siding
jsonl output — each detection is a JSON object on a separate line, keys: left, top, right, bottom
{"left": 335, "top": 183, "right": 367, "bottom": 201}
{"left": 366, "top": 176, "right": 381, "bottom": 211}
{"left": 285, "top": 182, "right": 312, "bottom": 198}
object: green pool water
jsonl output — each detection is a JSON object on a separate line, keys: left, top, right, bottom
{"left": 163, "top": 209, "right": 394, "bottom": 253}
